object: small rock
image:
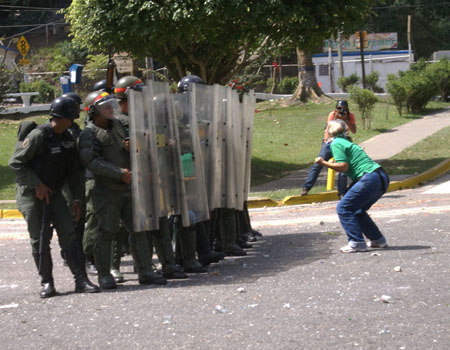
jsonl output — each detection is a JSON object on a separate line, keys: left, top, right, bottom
{"left": 283, "top": 303, "right": 291, "bottom": 309}
{"left": 214, "top": 305, "right": 228, "bottom": 314}
{"left": 371, "top": 252, "right": 380, "bottom": 256}
{"left": 237, "top": 287, "right": 246, "bottom": 293}
{"left": 381, "top": 295, "right": 392, "bottom": 303}
{"left": 393, "top": 266, "right": 402, "bottom": 272}
{"left": 247, "top": 304, "right": 258, "bottom": 308}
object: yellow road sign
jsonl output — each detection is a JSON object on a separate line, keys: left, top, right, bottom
{"left": 19, "top": 58, "right": 30, "bottom": 65}
{"left": 16, "top": 35, "right": 30, "bottom": 57}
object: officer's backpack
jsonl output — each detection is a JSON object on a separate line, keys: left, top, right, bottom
{"left": 17, "top": 120, "right": 38, "bottom": 142}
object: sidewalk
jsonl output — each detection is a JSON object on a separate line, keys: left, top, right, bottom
{"left": 250, "top": 108, "right": 450, "bottom": 193}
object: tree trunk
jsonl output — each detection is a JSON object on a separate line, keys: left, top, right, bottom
{"left": 270, "top": 65, "right": 277, "bottom": 94}
{"left": 284, "top": 48, "right": 330, "bottom": 105}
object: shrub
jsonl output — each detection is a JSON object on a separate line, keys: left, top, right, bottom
{"left": 349, "top": 86, "right": 378, "bottom": 129}
{"left": 337, "top": 73, "right": 359, "bottom": 92}
{"left": 19, "top": 81, "right": 55, "bottom": 103}
{"left": 0, "top": 64, "right": 15, "bottom": 111}
{"left": 386, "top": 59, "right": 438, "bottom": 114}
{"left": 426, "top": 58, "right": 450, "bottom": 102}
{"left": 277, "top": 76, "right": 299, "bottom": 94}
{"left": 386, "top": 74, "right": 407, "bottom": 115}
{"left": 366, "top": 71, "right": 384, "bottom": 93}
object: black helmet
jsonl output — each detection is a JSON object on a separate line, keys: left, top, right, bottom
{"left": 49, "top": 96, "right": 79, "bottom": 120}
{"left": 92, "top": 79, "right": 108, "bottom": 92}
{"left": 177, "top": 75, "right": 204, "bottom": 93}
{"left": 336, "top": 100, "right": 349, "bottom": 110}
{"left": 61, "top": 92, "right": 82, "bottom": 119}
{"left": 114, "top": 76, "right": 144, "bottom": 100}
{"left": 61, "top": 92, "right": 82, "bottom": 106}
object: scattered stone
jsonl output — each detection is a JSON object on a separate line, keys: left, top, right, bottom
{"left": 381, "top": 295, "right": 392, "bottom": 303}
{"left": 237, "top": 287, "right": 246, "bottom": 293}
{"left": 371, "top": 252, "right": 381, "bottom": 257}
{"left": 393, "top": 266, "right": 402, "bottom": 272}
{"left": 214, "top": 305, "right": 228, "bottom": 314}
{"left": 283, "top": 303, "right": 291, "bottom": 309}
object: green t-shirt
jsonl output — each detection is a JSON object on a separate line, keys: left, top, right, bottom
{"left": 330, "top": 136, "right": 380, "bottom": 181}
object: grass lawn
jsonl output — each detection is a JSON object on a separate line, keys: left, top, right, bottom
{"left": 0, "top": 99, "right": 448, "bottom": 203}
{"left": 380, "top": 125, "right": 450, "bottom": 175}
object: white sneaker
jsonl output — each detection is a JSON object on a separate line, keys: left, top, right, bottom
{"left": 367, "top": 239, "right": 388, "bottom": 249}
{"left": 340, "top": 242, "right": 368, "bottom": 253}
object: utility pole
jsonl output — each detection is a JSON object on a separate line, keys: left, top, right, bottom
{"left": 328, "top": 46, "right": 335, "bottom": 93}
{"left": 337, "top": 31, "right": 344, "bottom": 92}
{"left": 407, "top": 15, "right": 413, "bottom": 63}
{"left": 359, "top": 31, "right": 366, "bottom": 89}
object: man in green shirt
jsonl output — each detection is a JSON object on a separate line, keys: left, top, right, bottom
{"left": 315, "top": 120, "right": 390, "bottom": 253}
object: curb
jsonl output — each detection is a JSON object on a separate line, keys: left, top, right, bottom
{"left": 1, "top": 159, "right": 449, "bottom": 219}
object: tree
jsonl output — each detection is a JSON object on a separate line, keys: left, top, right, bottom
{"left": 65, "top": 1, "right": 373, "bottom": 87}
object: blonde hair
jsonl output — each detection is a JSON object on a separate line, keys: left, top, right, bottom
{"left": 327, "top": 119, "right": 348, "bottom": 137}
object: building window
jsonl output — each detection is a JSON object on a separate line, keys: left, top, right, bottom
{"left": 319, "top": 64, "right": 329, "bottom": 76}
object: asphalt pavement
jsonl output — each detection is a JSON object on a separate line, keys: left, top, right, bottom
{"left": 1, "top": 173, "right": 450, "bottom": 350}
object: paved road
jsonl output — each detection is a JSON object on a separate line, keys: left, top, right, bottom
{"left": 1, "top": 174, "right": 449, "bottom": 349}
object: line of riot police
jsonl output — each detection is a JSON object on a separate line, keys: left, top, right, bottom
{"left": 9, "top": 74, "right": 260, "bottom": 298}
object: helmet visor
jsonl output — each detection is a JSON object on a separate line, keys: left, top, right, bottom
{"left": 95, "top": 95, "right": 120, "bottom": 119}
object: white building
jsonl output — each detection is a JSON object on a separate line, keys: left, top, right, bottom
{"left": 312, "top": 50, "right": 413, "bottom": 93}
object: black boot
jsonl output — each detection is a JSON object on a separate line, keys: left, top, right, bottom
{"left": 235, "top": 211, "right": 253, "bottom": 249}
{"left": 94, "top": 240, "right": 116, "bottom": 289}
{"left": 180, "top": 226, "right": 208, "bottom": 273}
{"left": 129, "top": 232, "right": 167, "bottom": 285}
{"left": 219, "top": 208, "right": 246, "bottom": 256}
{"left": 85, "top": 255, "right": 98, "bottom": 276}
{"left": 64, "top": 242, "right": 100, "bottom": 293}
{"left": 33, "top": 253, "right": 56, "bottom": 298}
{"left": 152, "top": 217, "right": 187, "bottom": 279}
{"left": 244, "top": 201, "right": 262, "bottom": 237}
{"left": 196, "top": 221, "right": 225, "bottom": 266}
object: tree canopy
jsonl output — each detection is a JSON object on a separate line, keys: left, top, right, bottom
{"left": 65, "top": 0, "right": 372, "bottom": 84}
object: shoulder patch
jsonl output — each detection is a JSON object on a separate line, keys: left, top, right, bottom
{"left": 22, "top": 137, "right": 30, "bottom": 149}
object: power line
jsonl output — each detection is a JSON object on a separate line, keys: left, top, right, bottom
{"left": 0, "top": 5, "right": 64, "bottom": 11}
{"left": 2, "top": 19, "right": 66, "bottom": 40}
{"left": 372, "top": 2, "right": 450, "bottom": 10}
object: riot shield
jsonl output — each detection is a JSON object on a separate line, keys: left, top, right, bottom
{"left": 242, "top": 90, "right": 256, "bottom": 201}
{"left": 172, "top": 84, "right": 210, "bottom": 226}
{"left": 231, "top": 88, "right": 245, "bottom": 210}
{"left": 128, "top": 87, "right": 160, "bottom": 231}
{"left": 150, "top": 81, "right": 187, "bottom": 222}
{"left": 192, "top": 83, "right": 222, "bottom": 212}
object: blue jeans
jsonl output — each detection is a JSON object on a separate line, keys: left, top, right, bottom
{"left": 337, "top": 169, "right": 390, "bottom": 243}
{"left": 303, "top": 141, "right": 347, "bottom": 195}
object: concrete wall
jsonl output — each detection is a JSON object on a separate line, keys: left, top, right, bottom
{"left": 312, "top": 50, "right": 412, "bottom": 93}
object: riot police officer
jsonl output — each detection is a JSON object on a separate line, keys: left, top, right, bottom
{"left": 114, "top": 76, "right": 187, "bottom": 279}
{"left": 9, "top": 96, "right": 100, "bottom": 298}
{"left": 78, "top": 91, "right": 167, "bottom": 289}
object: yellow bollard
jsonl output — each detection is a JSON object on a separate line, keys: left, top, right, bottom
{"left": 327, "top": 158, "right": 335, "bottom": 190}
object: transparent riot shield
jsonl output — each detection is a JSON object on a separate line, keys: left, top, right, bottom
{"left": 150, "top": 81, "right": 187, "bottom": 223}
{"left": 172, "top": 84, "right": 210, "bottom": 226}
{"left": 242, "top": 90, "right": 256, "bottom": 201}
{"left": 231, "top": 89, "right": 245, "bottom": 210}
{"left": 218, "top": 86, "right": 238, "bottom": 209}
{"left": 128, "top": 88, "right": 160, "bottom": 231}
{"left": 192, "top": 83, "right": 222, "bottom": 212}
